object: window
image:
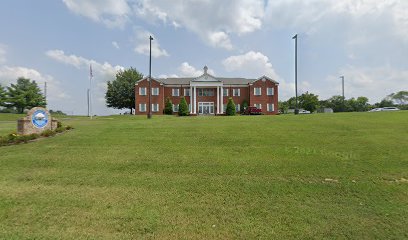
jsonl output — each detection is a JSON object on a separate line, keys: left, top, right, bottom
{"left": 152, "top": 88, "right": 159, "bottom": 95}
{"left": 254, "top": 87, "right": 262, "bottom": 96}
{"left": 139, "top": 103, "right": 146, "bottom": 112}
{"left": 233, "top": 89, "right": 240, "bottom": 96}
{"left": 198, "top": 88, "right": 214, "bottom": 96}
{"left": 139, "top": 87, "right": 146, "bottom": 96}
{"left": 184, "top": 88, "right": 190, "bottom": 96}
{"left": 172, "top": 88, "right": 180, "bottom": 96}
{"left": 188, "top": 104, "right": 191, "bottom": 112}
{"left": 173, "top": 104, "right": 179, "bottom": 112}
{"left": 223, "top": 88, "right": 229, "bottom": 96}
{"left": 267, "top": 87, "right": 274, "bottom": 96}
{"left": 236, "top": 104, "right": 240, "bottom": 112}
{"left": 254, "top": 103, "right": 262, "bottom": 110}
{"left": 152, "top": 104, "right": 159, "bottom": 112}
{"left": 223, "top": 105, "right": 227, "bottom": 113}
{"left": 267, "top": 103, "right": 274, "bottom": 112}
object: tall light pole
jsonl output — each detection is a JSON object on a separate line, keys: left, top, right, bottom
{"left": 148, "top": 35, "right": 153, "bottom": 119}
{"left": 292, "top": 34, "right": 299, "bottom": 114}
{"left": 340, "top": 76, "right": 345, "bottom": 112}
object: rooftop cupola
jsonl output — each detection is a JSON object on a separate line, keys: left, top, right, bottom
{"left": 203, "top": 65, "right": 208, "bottom": 74}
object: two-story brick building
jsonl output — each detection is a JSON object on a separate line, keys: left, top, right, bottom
{"left": 134, "top": 66, "right": 279, "bottom": 115}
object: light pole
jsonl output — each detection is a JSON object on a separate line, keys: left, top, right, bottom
{"left": 148, "top": 35, "right": 153, "bottom": 119}
{"left": 340, "top": 76, "right": 345, "bottom": 112}
{"left": 292, "top": 34, "right": 299, "bottom": 114}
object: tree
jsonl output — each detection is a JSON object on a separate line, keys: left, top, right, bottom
{"left": 105, "top": 67, "right": 143, "bottom": 114}
{"left": 226, "top": 97, "right": 236, "bottom": 116}
{"left": 354, "top": 96, "right": 369, "bottom": 112}
{"left": 7, "top": 77, "right": 46, "bottom": 113}
{"left": 164, "top": 97, "right": 173, "bottom": 115}
{"left": 241, "top": 99, "right": 248, "bottom": 113}
{"left": 298, "top": 92, "right": 319, "bottom": 112}
{"left": 178, "top": 96, "right": 189, "bottom": 116}
{"left": 388, "top": 91, "right": 408, "bottom": 105}
{"left": 327, "top": 95, "right": 345, "bottom": 112}
{"left": 278, "top": 101, "right": 289, "bottom": 113}
{"left": 0, "top": 84, "right": 6, "bottom": 107}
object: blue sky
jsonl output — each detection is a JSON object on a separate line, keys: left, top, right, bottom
{"left": 0, "top": 0, "right": 407, "bottom": 115}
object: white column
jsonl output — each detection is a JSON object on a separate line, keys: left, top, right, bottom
{"left": 216, "top": 86, "right": 220, "bottom": 114}
{"left": 193, "top": 86, "right": 197, "bottom": 114}
{"left": 190, "top": 86, "right": 193, "bottom": 113}
{"left": 220, "top": 86, "right": 224, "bottom": 113}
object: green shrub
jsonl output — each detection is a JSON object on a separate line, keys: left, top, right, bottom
{"left": 178, "top": 96, "right": 189, "bottom": 116}
{"left": 226, "top": 97, "right": 236, "bottom": 116}
{"left": 66, "top": 125, "right": 73, "bottom": 130}
{"left": 164, "top": 97, "right": 173, "bottom": 115}
{"left": 41, "top": 129, "right": 56, "bottom": 137}
{"left": 57, "top": 121, "right": 63, "bottom": 128}
{"left": 55, "top": 127, "right": 64, "bottom": 133}
{"left": 241, "top": 99, "right": 248, "bottom": 113}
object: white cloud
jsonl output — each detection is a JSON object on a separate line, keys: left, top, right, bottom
{"left": 324, "top": 65, "right": 408, "bottom": 103}
{"left": 133, "top": 29, "right": 169, "bottom": 58}
{"left": 62, "top": 0, "right": 130, "bottom": 28}
{"left": 112, "top": 41, "right": 120, "bottom": 49}
{"left": 222, "top": 51, "right": 280, "bottom": 80}
{"left": 134, "top": 0, "right": 264, "bottom": 49}
{"left": 178, "top": 62, "right": 215, "bottom": 77}
{"left": 0, "top": 66, "right": 70, "bottom": 101}
{"left": 46, "top": 49, "right": 124, "bottom": 83}
{"left": 0, "top": 43, "right": 6, "bottom": 64}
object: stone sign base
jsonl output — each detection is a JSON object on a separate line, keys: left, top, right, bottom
{"left": 17, "top": 107, "right": 58, "bottom": 135}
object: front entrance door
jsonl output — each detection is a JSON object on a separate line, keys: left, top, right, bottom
{"left": 198, "top": 102, "right": 214, "bottom": 115}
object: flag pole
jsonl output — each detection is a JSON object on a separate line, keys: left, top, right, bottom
{"left": 89, "top": 64, "right": 93, "bottom": 119}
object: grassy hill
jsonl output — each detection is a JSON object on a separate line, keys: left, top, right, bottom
{"left": 0, "top": 112, "right": 407, "bottom": 239}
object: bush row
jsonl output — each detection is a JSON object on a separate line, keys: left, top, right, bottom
{"left": 0, "top": 125, "right": 73, "bottom": 147}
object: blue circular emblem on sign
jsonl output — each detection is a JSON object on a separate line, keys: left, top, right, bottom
{"left": 31, "top": 109, "right": 48, "bottom": 128}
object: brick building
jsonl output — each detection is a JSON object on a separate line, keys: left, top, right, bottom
{"left": 134, "top": 66, "right": 279, "bottom": 115}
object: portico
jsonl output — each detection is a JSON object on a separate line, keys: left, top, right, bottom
{"left": 189, "top": 66, "right": 224, "bottom": 115}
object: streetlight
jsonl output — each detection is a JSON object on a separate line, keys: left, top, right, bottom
{"left": 292, "top": 34, "right": 299, "bottom": 114}
{"left": 340, "top": 76, "right": 345, "bottom": 112}
{"left": 148, "top": 35, "right": 153, "bottom": 119}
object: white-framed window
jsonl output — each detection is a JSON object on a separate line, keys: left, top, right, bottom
{"left": 139, "top": 103, "right": 146, "bottom": 112}
{"left": 172, "top": 88, "right": 180, "bottom": 96}
{"left": 236, "top": 104, "right": 240, "bottom": 112}
{"left": 254, "top": 87, "right": 262, "bottom": 96}
{"left": 173, "top": 104, "right": 179, "bottom": 112}
{"left": 139, "top": 87, "right": 146, "bottom": 96}
{"left": 223, "top": 105, "right": 227, "bottom": 113}
{"left": 254, "top": 103, "right": 262, "bottom": 110}
{"left": 267, "top": 87, "right": 274, "bottom": 96}
{"left": 184, "top": 88, "right": 190, "bottom": 96}
{"left": 152, "top": 103, "right": 159, "bottom": 112}
{"left": 233, "top": 89, "right": 240, "bottom": 96}
{"left": 223, "top": 88, "right": 229, "bottom": 96}
{"left": 267, "top": 103, "right": 274, "bottom": 112}
{"left": 151, "top": 88, "right": 159, "bottom": 96}
{"left": 188, "top": 104, "right": 191, "bottom": 112}
{"left": 198, "top": 88, "right": 214, "bottom": 96}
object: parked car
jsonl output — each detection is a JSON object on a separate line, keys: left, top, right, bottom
{"left": 368, "top": 108, "right": 383, "bottom": 112}
{"left": 368, "top": 107, "right": 400, "bottom": 112}
{"left": 298, "top": 109, "right": 311, "bottom": 114}
{"left": 242, "top": 106, "right": 262, "bottom": 115}
{"left": 382, "top": 107, "right": 400, "bottom": 111}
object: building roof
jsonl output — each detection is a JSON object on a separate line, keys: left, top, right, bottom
{"left": 137, "top": 66, "right": 279, "bottom": 85}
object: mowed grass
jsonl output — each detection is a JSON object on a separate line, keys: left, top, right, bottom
{"left": 0, "top": 112, "right": 407, "bottom": 239}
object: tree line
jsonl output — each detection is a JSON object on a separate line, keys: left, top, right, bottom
{"left": 0, "top": 77, "right": 46, "bottom": 113}
{"left": 279, "top": 91, "right": 408, "bottom": 113}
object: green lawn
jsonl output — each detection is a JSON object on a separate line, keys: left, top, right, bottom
{"left": 0, "top": 112, "right": 407, "bottom": 239}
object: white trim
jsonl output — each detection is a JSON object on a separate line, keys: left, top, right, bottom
{"left": 233, "top": 88, "right": 240, "bottom": 96}
{"left": 151, "top": 88, "right": 159, "bottom": 96}
{"left": 139, "top": 103, "right": 146, "bottom": 112}
{"left": 172, "top": 104, "right": 179, "bottom": 112}
{"left": 151, "top": 103, "right": 159, "bottom": 112}
{"left": 139, "top": 87, "right": 146, "bottom": 96}
{"left": 267, "top": 87, "right": 274, "bottom": 96}
{"left": 184, "top": 88, "right": 190, "bottom": 96}
{"left": 217, "top": 86, "right": 220, "bottom": 114}
{"left": 172, "top": 88, "right": 180, "bottom": 96}
{"left": 254, "top": 87, "right": 261, "bottom": 96}
{"left": 223, "top": 88, "right": 229, "bottom": 96}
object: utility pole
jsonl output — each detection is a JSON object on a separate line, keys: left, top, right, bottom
{"left": 44, "top": 82, "right": 47, "bottom": 106}
{"left": 292, "top": 34, "right": 299, "bottom": 114}
{"left": 87, "top": 89, "right": 90, "bottom": 117}
{"left": 340, "top": 76, "right": 345, "bottom": 112}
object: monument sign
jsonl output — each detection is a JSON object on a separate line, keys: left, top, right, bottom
{"left": 17, "top": 107, "right": 58, "bottom": 135}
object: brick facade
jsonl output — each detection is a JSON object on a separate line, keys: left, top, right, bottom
{"left": 135, "top": 67, "right": 279, "bottom": 115}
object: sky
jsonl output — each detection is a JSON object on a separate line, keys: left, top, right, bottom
{"left": 0, "top": 0, "right": 407, "bottom": 115}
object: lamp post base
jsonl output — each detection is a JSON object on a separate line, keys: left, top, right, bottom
{"left": 147, "top": 113, "right": 152, "bottom": 119}
{"left": 294, "top": 109, "right": 299, "bottom": 115}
